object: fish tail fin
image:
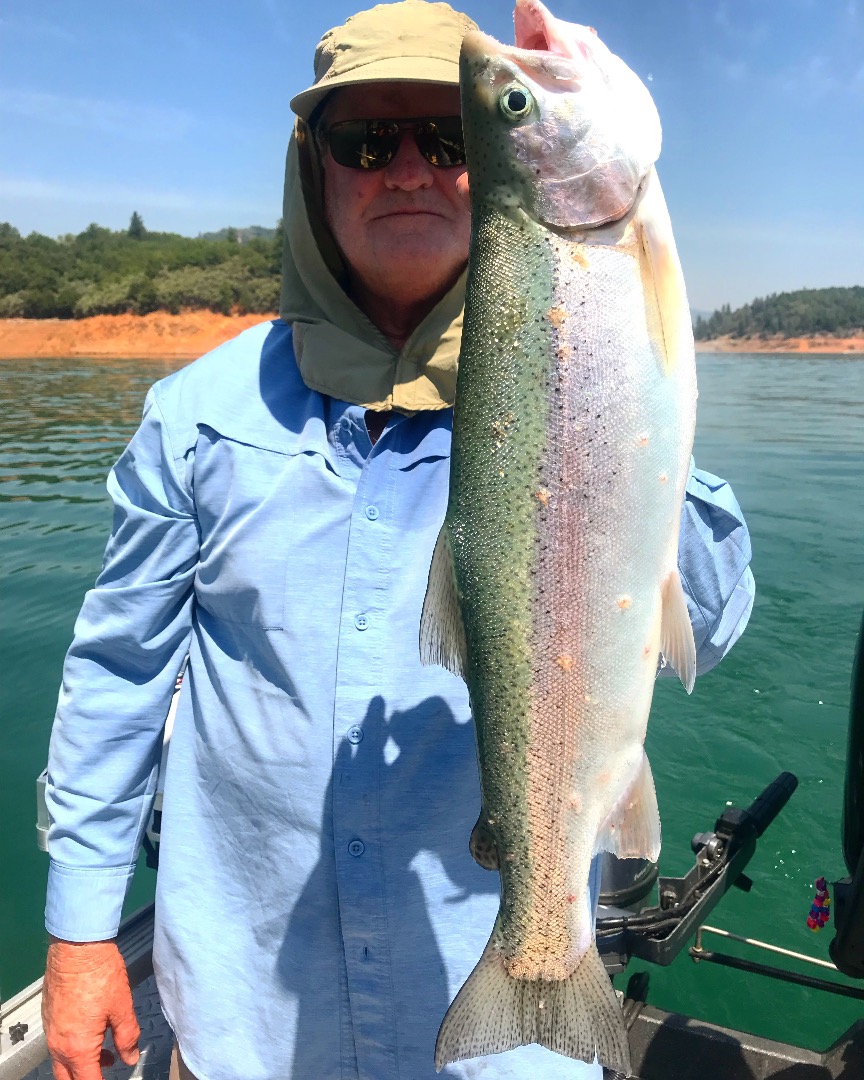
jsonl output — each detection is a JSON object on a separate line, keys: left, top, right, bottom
{"left": 435, "top": 927, "right": 631, "bottom": 1074}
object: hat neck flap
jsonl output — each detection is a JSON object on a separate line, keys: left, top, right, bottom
{"left": 279, "top": 128, "right": 463, "bottom": 414}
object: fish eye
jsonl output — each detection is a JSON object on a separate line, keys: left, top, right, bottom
{"left": 499, "top": 85, "right": 533, "bottom": 122}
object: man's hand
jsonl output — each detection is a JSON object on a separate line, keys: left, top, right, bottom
{"left": 43, "top": 937, "right": 140, "bottom": 1080}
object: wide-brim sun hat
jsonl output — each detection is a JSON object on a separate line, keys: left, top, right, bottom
{"left": 290, "top": 0, "right": 479, "bottom": 121}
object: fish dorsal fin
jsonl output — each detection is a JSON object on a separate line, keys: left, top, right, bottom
{"left": 420, "top": 526, "right": 468, "bottom": 679}
{"left": 638, "top": 166, "right": 695, "bottom": 376}
{"left": 595, "top": 752, "right": 661, "bottom": 862}
{"left": 660, "top": 567, "right": 696, "bottom": 694}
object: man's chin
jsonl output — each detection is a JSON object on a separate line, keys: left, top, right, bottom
{"left": 368, "top": 227, "right": 458, "bottom": 266}
{"left": 347, "top": 222, "right": 468, "bottom": 302}
{"left": 357, "top": 250, "right": 464, "bottom": 308}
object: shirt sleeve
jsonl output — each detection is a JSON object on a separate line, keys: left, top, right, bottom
{"left": 660, "top": 458, "right": 755, "bottom": 681}
{"left": 45, "top": 387, "right": 199, "bottom": 942}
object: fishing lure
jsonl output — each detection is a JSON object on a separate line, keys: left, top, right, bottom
{"left": 807, "top": 877, "right": 831, "bottom": 931}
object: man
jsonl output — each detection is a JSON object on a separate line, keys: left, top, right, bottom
{"left": 41, "top": 3, "right": 755, "bottom": 1079}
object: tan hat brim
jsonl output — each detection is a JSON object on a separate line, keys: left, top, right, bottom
{"left": 290, "top": 55, "right": 461, "bottom": 121}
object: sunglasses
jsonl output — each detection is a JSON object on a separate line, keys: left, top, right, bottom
{"left": 324, "top": 116, "right": 466, "bottom": 171}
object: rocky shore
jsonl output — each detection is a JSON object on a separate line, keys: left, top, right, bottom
{"left": 696, "top": 333, "right": 864, "bottom": 354}
{"left": 1, "top": 314, "right": 862, "bottom": 360}
{"left": 0, "top": 311, "right": 278, "bottom": 360}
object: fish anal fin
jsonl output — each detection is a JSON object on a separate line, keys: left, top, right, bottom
{"left": 435, "top": 924, "right": 630, "bottom": 1074}
{"left": 420, "top": 527, "right": 468, "bottom": 679}
{"left": 596, "top": 752, "right": 661, "bottom": 863}
{"left": 660, "top": 567, "right": 696, "bottom": 694}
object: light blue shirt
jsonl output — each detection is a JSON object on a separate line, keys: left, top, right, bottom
{"left": 45, "top": 320, "right": 754, "bottom": 1080}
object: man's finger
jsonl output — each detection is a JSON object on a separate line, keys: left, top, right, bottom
{"left": 71, "top": 1063, "right": 105, "bottom": 1080}
{"left": 50, "top": 1056, "right": 73, "bottom": 1080}
{"left": 51, "top": 1055, "right": 103, "bottom": 1080}
{"left": 108, "top": 1008, "right": 140, "bottom": 1066}
{"left": 456, "top": 171, "right": 470, "bottom": 204}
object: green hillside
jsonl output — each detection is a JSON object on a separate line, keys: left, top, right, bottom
{"left": 4, "top": 218, "right": 859, "bottom": 335}
{"left": 695, "top": 286, "right": 864, "bottom": 340}
{"left": 0, "top": 215, "right": 282, "bottom": 319}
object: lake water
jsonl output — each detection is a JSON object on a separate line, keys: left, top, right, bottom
{"left": 1, "top": 350, "right": 863, "bottom": 1054}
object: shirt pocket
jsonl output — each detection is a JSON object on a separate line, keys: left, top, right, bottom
{"left": 191, "top": 425, "right": 342, "bottom": 630}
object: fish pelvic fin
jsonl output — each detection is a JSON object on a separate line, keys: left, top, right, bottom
{"left": 638, "top": 166, "right": 694, "bottom": 377}
{"left": 420, "top": 526, "right": 468, "bottom": 679}
{"left": 469, "top": 813, "right": 500, "bottom": 870}
{"left": 660, "top": 567, "right": 697, "bottom": 694}
{"left": 435, "top": 925, "right": 631, "bottom": 1074}
{"left": 596, "top": 751, "right": 661, "bottom": 863}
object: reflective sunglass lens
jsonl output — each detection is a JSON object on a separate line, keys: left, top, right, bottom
{"left": 328, "top": 120, "right": 398, "bottom": 170}
{"left": 415, "top": 119, "right": 466, "bottom": 167}
{"left": 326, "top": 117, "right": 465, "bottom": 170}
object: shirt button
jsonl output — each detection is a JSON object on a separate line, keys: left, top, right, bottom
{"left": 365, "top": 505, "right": 380, "bottom": 520}
{"left": 348, "top": 840, "right": 365, "bottom": 857}
{"left": 354, "top": 614, "right": 369, "bottom": 631}
{"left": 347, "top": 725, "right": 363, "bottom": 744}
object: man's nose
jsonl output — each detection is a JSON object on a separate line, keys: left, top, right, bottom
{"left": 383, "top": 134, "right": 434, "bottom": 191}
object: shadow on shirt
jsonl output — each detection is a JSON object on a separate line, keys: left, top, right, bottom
{"left": 278, "top": 694, "right": 500, "bottom": 1079}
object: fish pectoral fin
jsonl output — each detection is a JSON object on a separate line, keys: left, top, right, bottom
{"left": 596, "top": 752, "right": 661, "bottom": 863}
{"left": 435, "top": 924, "right": 630, "bottom": 1074}
{"left": 469, "top": 815, "right": 500, "bottom": 871}
{"left": 660, "top": 567, "right": 697, "bottom": 694}
{"left": 638, "top": 166, "right": 694, "bottom": 376}
{"left": 420, "top": 526, "right": 468, "bottom": 679}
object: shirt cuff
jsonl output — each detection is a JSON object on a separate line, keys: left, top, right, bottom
{"left": 45, "top": 860, "right": 135, "bottom": 942}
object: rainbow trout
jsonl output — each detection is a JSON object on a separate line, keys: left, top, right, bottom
{"left": 420, "top": 0, "right": 697, "bottom": 1073}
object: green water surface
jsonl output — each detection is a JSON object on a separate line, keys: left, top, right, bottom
{"left": 1, "top": 352, "right": 863, "bottom": 1054}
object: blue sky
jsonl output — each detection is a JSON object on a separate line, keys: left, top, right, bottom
{"left": 0, "top": 0, "right": 861, "bottom": 311}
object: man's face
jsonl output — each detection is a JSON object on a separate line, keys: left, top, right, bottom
{"left": 320, "top": 82, "right": 470, "bottom": 311}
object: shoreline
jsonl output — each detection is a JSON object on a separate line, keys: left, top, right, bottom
{"left": 1, "top": 315, "right": 862, "bottom": 360}
{"left": 0, "top": 312, "right": 279, "bottom": 360}
{"left": 695, "top": 333, "right": 864, "bottom": 355}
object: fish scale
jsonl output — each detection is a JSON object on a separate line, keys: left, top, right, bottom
{"left": 420, "top": 1, "right": 697, "bottom": 1074}
{"left": 452, "top": 208, "right": 553, "bottom": 925}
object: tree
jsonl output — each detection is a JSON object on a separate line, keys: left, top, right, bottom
{"left": 127, "top": 212, "right": 146, "bottom": 240}
{"left": 693, "top": 286, "right": 864, "bottom": 341}
{"left": 270, "top": 218, "right": 284, "bottom": 274}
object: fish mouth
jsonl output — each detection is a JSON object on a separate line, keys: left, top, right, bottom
{"left": 461, "top": 28, "right": 557, "bottom": 67}
{"left": 514, "top": 0, "right": 593, "bottom": 56}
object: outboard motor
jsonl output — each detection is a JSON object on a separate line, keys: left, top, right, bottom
{"left": 598, "top": 854, "right": 658, "bottom": 910}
